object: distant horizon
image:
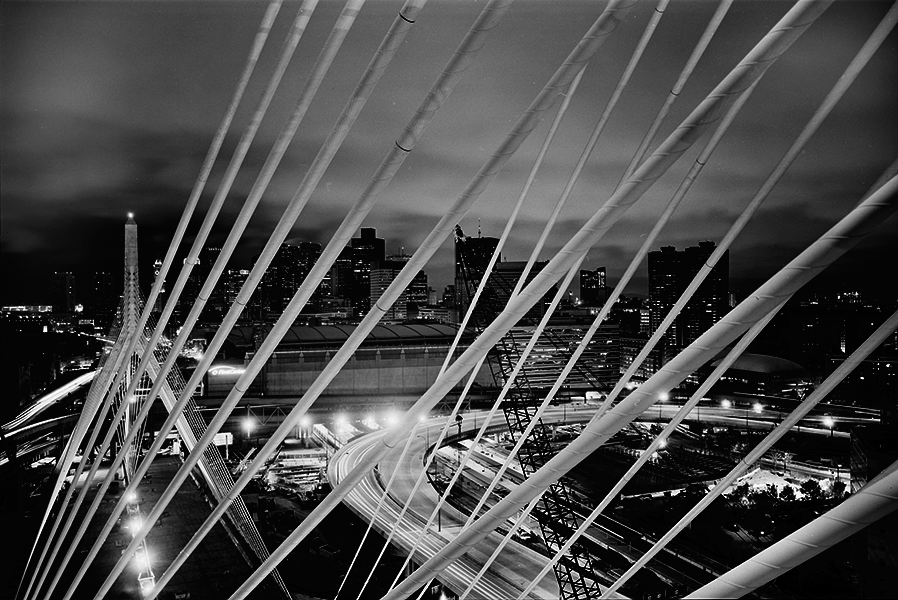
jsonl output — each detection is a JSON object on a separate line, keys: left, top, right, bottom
{"left": 2, "top": 1, "right": 896, "bottom": 304}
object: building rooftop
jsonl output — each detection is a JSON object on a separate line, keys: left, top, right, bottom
{"left": 224, "top": 322, "right": 470, "bottom": 353}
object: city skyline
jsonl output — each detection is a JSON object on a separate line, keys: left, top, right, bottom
{"left": 2, "top": 0, "right": 896, "bottom": 305}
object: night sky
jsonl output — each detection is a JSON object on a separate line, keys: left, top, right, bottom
{"left": 2, "top": 0, "right": 896, "bottom": 306}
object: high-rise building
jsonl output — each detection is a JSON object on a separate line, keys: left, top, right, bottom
{"left": 254, "top": 242, "right": 323, "bottom": 319}
{"left": 370, "top": 260, "right": 427, "bottom": 321}
{"left": 325, "top": 229, "right": 387, "bottom": 318}
{"left": 579, "top": 267, "right": 607, "bottom": 307}
{"left": 51, "top": 271, "right": 76, "bottom": 313}
{"left": 350, "top": 227, "right": 386, "bottom": 265}
{"left": 83, "top": 271, "right": 116, "bottom": 329}
{"left": 648, "top": 241, "right": 728, "bottom": 353}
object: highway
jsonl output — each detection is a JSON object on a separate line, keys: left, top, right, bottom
{"left": 2, "top": 370, "right": 95, "bottom": 432}
{"left": 330, "top": 411, "right": 569, "bottom": 600}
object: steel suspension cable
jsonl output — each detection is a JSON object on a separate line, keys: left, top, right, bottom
{"left": 335, "top": 420, "right": 420, "bottom": 600}
{"left": 687, "top": 459, "right": 898, "bottom": 598}
{"left": 518, "top": 295, "right": 789, "bottom": 599}
{"left": 438, "top": 65, "right": 586, "bottom": 378}
{"left": 110, "top": 0, "right": 319, "bottom": 464}
{"left": 355, "top": 59, "right": 587, "bottom": 600}
{"left": 18, "top": 323, "right": 133, "bottom": 600}
{"left": 23, "top": 5, "right": 284, "bottom": 599}
{"left": 384, "top": 167, "right": 897, "bottom": 600}
{"left": 227, "top": 3, "right": 638, "bottom": 598}
{"left": 405, "top": 5, "right": 681, "bottom": 573}
{"left": 48, "top": 3, "right": 370, "bottom": 599}
{"left": 367, "top": 2, "right": 848, "bottom": 594}
{"left": 369, "top": 2, "right": 670, "bottom": 586}
{"left": 141, "top": 2, "right": 522, "bottom": 596}
{"left": 411, "top": 15, "right": 763, "bottom": 595}
{"left": 18, "top": 0, "right": 284, "bottom": 580}
{"left": 460, "top": 494, "right": 543, "bottom": 599}
{"left": 389, "top": 259, "right": 584, "bottom": 596}
{"left": 602, "top": 306, "right": 898, "bottom": 597}
{"left": 77, "top": 3, "right": 432, "bottom": 599}
{"left": 619, "top": 0, "right": 734, "bottom": 184}
{"left": 597, "top": 0, "right": 898, "bottom": 428}
{"left": 513, "top": 0, "right": 669, "bottom": 298}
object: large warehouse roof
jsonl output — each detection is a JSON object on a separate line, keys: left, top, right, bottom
{"left": 223, "top": 322, "right": 469, "bottom": 352}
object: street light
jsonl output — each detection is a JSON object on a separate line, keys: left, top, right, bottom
{"left": 747, "top": 402, "right": 762, "bottom": 428}
{"left": 243, "top": 417, "right": 255, "bottom": 441}
{"left": 823, "top": 415, "right": 835, "bottom": 436}
{"left": 658, "top": 392, "right": 669, "bottom": 421}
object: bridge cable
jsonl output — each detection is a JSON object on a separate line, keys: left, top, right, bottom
{"left": 617, "top": 0, "right": 734, "bottom": 186}
{"left": 366, "top": 2, "right": 847, "bottom": 596}
{"left": 132, "top": 2, "right": 529, "bottom": 598}
{"left": 224, "top": 3, "right": 642, "bottom": 598}
{"left": 21, "top": 5, "right": 286, "bottom": 599}
{"left": 78, "top": 3, "right": 441, "bottom": 599}
{"left": 592, "top": 0, "right": 898, "bottom": 456}
{"left": 385, "top": 161, "right": 898, "bottom": 600}
{"left": 351, "top": 53, "right": 587, "bottom": 600}
{"left": 463, "top": 60, "right": 763, "bottom": 600}
{"left": 391, "top": 1, "right": 678, "bottom": 593}
{"left": 519, "top": 295, "right": 790, "bottom": 599}
{"left": 45, "top": 1, "right": 383, "bottom": 598}
{"left": 409, "top": 3, "right": 898, "bottom": 593}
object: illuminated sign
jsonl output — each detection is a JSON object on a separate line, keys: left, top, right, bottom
{"left": 207, "top": 365, "right": 246, "bottom": 377}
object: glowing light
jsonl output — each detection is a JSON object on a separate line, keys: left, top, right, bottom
{"left": 335, "top": 413, "right": 348, "bottom": 428}
{"left": 658, "top": 438, "right": 667, "bottom": 448}
{"left": 207, "top": 365, "right": 246, "bottom": 377}
{"left": 721, "top": 399, "right": 732, "bottom": 409}
{"left": 126, "top": 491, "right": 138, "bottom": 503}
{"left": 130, "top": 517, "right": 142, "bottom": 533}
{"left": 385, "top": 410, "right": 400, "bottom": 427}
{"left": 243, "top": 418, "right": 255, "bottom": 434}
{"left": 659, "top": 392, "right": 669, "bottom": 402}
{"left": 823, "top": 415, "right": 835, "bottom": 428}
{"left": 753, "top": 402, "right": 763, "bottom": 414}
{"left": 300, "top": 416, "right": 311, "bottom": 428}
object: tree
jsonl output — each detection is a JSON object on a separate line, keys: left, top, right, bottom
{"left": 831, "top": 480, "right": 847, "bottom": 499}
{"left": 778, "top": 484, "right": 797, "bottom": 504}
{"left": 800, "top": 479, "right": 825, "bottom": 502}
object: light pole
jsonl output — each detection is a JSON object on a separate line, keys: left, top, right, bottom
{"left": 823, "top": 415, "right": 835, "bottom": 437}
{"left": 658, "top": 392, "right": 668, "bottom": 422}
{"left": 243, "top": 416, "right": 255, "bottom": 443}
{"left": 752, "top": 402, "right": 763, "bottom": 430}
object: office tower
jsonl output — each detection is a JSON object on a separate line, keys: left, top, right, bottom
{"left": 370, "top": 260, "right": 427, "bottom": 321}
{"left": 648, "top": 241, "right": 728, "bottom": 352}
{"left": 52, "top": 271, "right": 76, "bottom": 313}
{"left": 254, "top": 242, "right": 323, "bottom": 319}
{"left": 85, "top": 271, "right": 116, "bottom": 329}
{"left": 350, "top": 227, "right": 385, "bottom": 265}
{"left": 579, "top": 267, "right": 607, "bottom": 306}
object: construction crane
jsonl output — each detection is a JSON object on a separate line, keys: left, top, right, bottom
{"left": 454, "top": 226, "right": 615, "bottom": 599}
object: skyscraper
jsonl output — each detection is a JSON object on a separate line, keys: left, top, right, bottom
{"left": 256, "top": 242, "right": 322, "bottom": 318}
{"left": 370, "top": 259, "right": 427, "bottom": 321}
{"left": 579, "top": 267, "right": 607, "bottom": 307}
{"left": 648, "top": 241, "right": 728, "bottom": 353}
{"left": 51, "top": 271, "right": 76, "bottom": 313}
